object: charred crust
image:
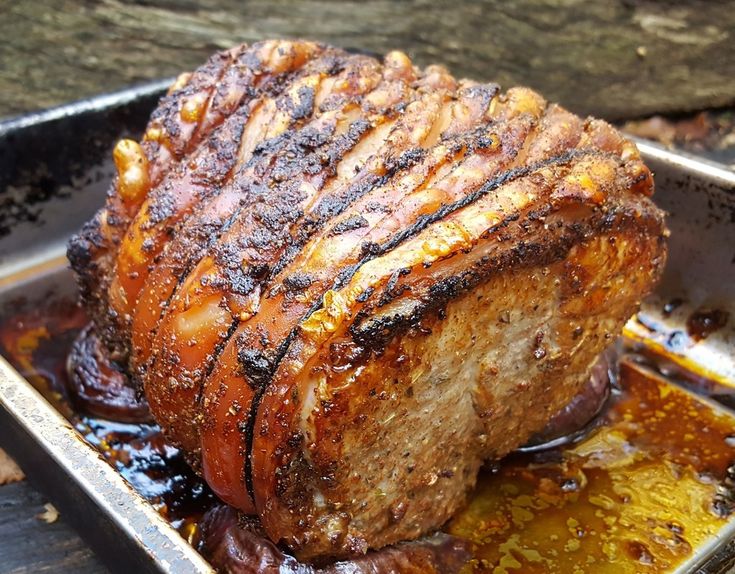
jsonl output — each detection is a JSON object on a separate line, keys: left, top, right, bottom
{"left": 349, "top": 206, "right": 663, "bottom": 356}
{"left": 238, "top": 347, "right": 274, "bottom": 390}
{"left": 329, "top": 214, "right": 369, "bottom": 236}
{"left": 377, "top": 269, "right": 411, "bottom": 307}
{"left": 349, "top": 307, "right": 422, "bottom": 351}
{"left": 355, "top": 286, "right": 375, "bottom": 303}
{"left": 222, "top": 265, "right": 260, "bottom": 297}
{"left": 359, "top": 241, "right": 381, "bottom": 259}
{"left": 385, "top": 147, "right": 426, "bottom": 172}
{"left": 283, "top": 272, "right": 314, "bottom": 293}
{"left": 365, "top": 200, "right": 391, "bottom": 213}
{"left": 67, "top": 227, "right": 95, "bottom": 272}
{"left": 69, "top": 43, "right": 668, "bottom": 547}
{"left": 288, "top": 85, "right": 316, "bottom": 120}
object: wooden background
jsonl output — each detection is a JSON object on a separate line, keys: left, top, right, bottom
{"left": 2, "top": 0, "right": 735, "bottom": 120}
{"left": 0, "top": 1, "right": 733, "bottom": 572}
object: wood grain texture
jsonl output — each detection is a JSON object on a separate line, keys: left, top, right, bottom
{"left": 1, "top": 0, "right": 734, "bottom": 120}
{"left": 0, "top": 482, "right": 107, "bottom": 574}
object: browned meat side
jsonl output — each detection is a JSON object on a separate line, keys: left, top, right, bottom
{"left": 200, "top": 504, "right": 473, "bottom": 573}
{"left": 68, "top": 40, "right": 667, "bottom": 560}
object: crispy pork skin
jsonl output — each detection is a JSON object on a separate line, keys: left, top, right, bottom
{"left": 68, "top": 40, "right": 667, "bottom": 560}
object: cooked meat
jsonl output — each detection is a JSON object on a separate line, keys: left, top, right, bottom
{"left": 68, "top": 40, "right": 667, "bottom": 560}
{"left": 67, "top": 324, "right": 153, "bottom": 423}
{"left": 201, "top": 504, "right": 473, "bottom": 573}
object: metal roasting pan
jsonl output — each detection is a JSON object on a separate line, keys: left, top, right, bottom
{"left": 0, "top": 82, "right": 733, "bottom": 573}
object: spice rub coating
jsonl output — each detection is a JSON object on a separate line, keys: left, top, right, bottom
{"left": 68, "top": 40, "right": 667, "bottom": 560}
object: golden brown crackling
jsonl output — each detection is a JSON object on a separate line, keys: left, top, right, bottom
{"left": 188, "top": 63, "right": 460, "bottom": 470}
{"left": 69, "top": 41, "right": 319, "bottom": 361}
{"left": 108, "top": 42, "right": 330, "bottom": 352}
{"left": 144, "top": 49, "right": 421, "bottom": 460}
{"left": 195, "top": 74, "right": 513, "bottom": 511}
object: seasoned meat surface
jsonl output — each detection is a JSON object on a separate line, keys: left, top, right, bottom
{"left": 68, "top": 40, "right": 667, "bottom": 560}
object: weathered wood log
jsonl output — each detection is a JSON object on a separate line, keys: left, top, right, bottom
{"left": 1, "top": 0, "right": 734, "bottom": 120}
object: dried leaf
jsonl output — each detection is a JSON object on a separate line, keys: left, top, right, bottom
{"left": 37, "top": 502, "right": 59, "bottom": 524}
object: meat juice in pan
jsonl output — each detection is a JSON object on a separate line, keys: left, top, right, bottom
{"left": 2, "top": 291, "right": 734, "bottom": 573}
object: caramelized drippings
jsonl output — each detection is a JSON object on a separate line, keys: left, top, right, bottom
{"left": 0, "top": 298, "right": 215, "bottom": 540}
{"left": 447, "top": 361, "right": 735, "bottom": 573}
{"left": 687, "top": 309, "right": 730, "bottom": 342}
